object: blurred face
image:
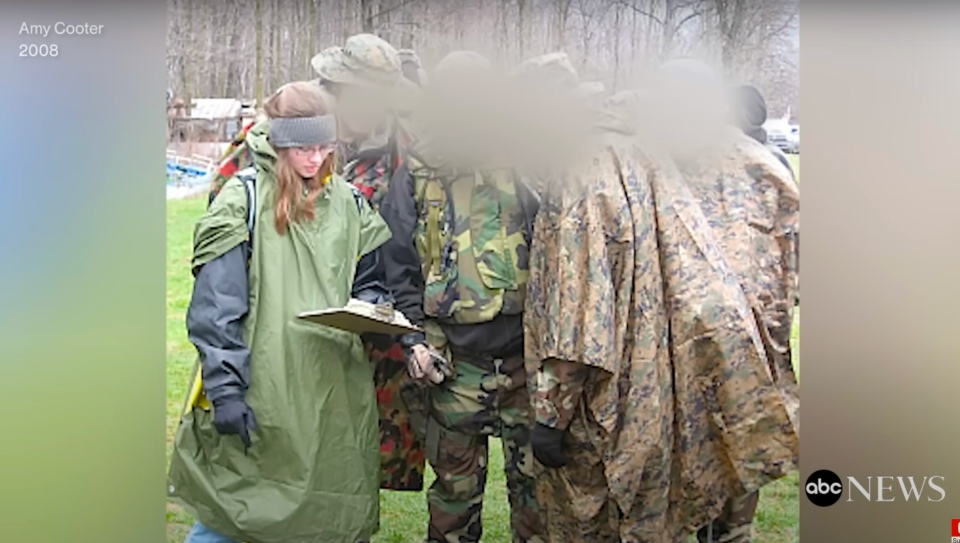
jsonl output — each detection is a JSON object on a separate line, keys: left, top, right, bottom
{"left": 647, "top": 76, "right": 730, "bottom": 158}
{"left": 337, "top": 84, "right": 391, "bottom": 138}
{"left": 286, "top": 144, "right": 334, "bottom": 178}
{"left": 423, "top": 71, "right": 506, "bottom": 165}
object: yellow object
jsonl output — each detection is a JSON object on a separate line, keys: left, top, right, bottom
{"left": 184, "top": 363, "right": 211, "bottom": 415}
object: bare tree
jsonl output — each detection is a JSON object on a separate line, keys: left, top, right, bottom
{"left": 706, "top": 0, "right": 797, "bottom": 72}
{"left": 361, "top": 0, "right": 376, "bottom": 33}
{"left": 166, "top": 0, "right": 798, "bottom": 116}
{"left": 554, "top": 0, "right": 573, "bottom": 50}
{"left": 256, "top": 0, "right": 264, "bottom": 107}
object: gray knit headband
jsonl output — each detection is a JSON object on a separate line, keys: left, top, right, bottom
{"left": 269, "top": 115, "right": 337, "bottom": 148}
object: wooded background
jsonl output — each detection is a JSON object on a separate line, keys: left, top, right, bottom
{"left": 166, "top": 0, "right": 799, "bottom": 118}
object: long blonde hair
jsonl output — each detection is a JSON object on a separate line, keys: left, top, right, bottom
{"left": 264, "top": 82, "right": 337, "bottom": 236}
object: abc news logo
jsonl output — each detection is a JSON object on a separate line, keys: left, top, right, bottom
{"left": 805, "top": 469, "right": 946, "bottom": 507}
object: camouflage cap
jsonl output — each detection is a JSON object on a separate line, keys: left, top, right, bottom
{"left": 310, "top": 34, "right": 402, "bottom": 88}
{"left": 512, "top": 52, "right": 580, "bottom": 87}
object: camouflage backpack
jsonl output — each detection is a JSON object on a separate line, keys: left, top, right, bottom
{"left": 408, "top": 155, "right": 531, "bottom": 326}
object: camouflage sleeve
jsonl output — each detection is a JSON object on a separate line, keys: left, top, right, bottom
{"left": 533, "top": 358, "right": 590, "bottom": 430}
{"left": 524, "top": 162, "right": 630, "bottom": 378}
{"left": 774, "top": 170, "right": 800, "bottom": 304}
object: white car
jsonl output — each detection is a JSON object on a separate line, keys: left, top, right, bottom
{"left": 764, "top": 120, "right": 800, "bottom": 154}
{"left": 785, "top": 125, "right": 800, "bottom": 154}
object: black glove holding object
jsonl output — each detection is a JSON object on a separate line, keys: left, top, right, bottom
{"left": 530, "top": 422, "right": 567, "bottom": 468}
{"left": 212, "top": 395, "right": 258, "bottom": 449}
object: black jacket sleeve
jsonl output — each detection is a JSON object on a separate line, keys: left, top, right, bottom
{"left": 186, "top": 243, "right": 251, "bottom": 403}
{"left": 352, "top": 247, "right": 392, "bottom": 304}
{"left": 352, "top": 245, "right": 398, "bottom": 349}
{"left": 380, "top": 162, "right": 427, "bottom": 347}
{"left": 516, "top": 175, "right": 541, "bottom": 241}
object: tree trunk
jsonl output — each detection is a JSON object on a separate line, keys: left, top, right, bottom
{"left": 225, "top": 2, "right": 241, "bottom": 98}
{"left": 341, "top": 0, "right": 351, "bottom": 43}
{"left": 555, "top": 0, "right": 569, "bottom": 51}
{"left": 361, "top": 0, "right": 375, "bottom": 34}
{"left": 382, "top": 0, "right": 394, "bottom": 45}
{"left": 400, "top": 1, "right": 415, "bottom": 49}
{"left": 661, "top": 0, "right": 676, "bottom": 61}
{"left": 500, "top": 0, "right": 510, "bottom": 61}
{"left": 255, "top": 0, "right": 263, "bottom": 107}
{"left": 713, "top": 0, "right": 747, "bottom": 73}
{"left": 308, "top": 0, "right": 318, "bottom": 76}
{"left": 289, "top": 1, "right": 297, "bottom": 82}
{"left": 612, "top": 3, "right": 621, "bottom": 91}
{"left": 183, "top": 0, "right": 193, "bottom": 106}
{"left": 206, "top": 3, "right": 217, "bottom": 98}
{"left": 272, "top": 0, "right": 280, "bottom": 91}
{"left": 580, "top": 4, "right": 590, "bottom": 71}
{"left": 518, "top": 0, "right": 526, "bottom": 59}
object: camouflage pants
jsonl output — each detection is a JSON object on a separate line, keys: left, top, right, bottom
{"left": 426, "top": 351, "right": 543, "bottom": 543}
{"left": 695, "top": 492, "right": 759, "bottom": 543}
{"left": 536, "top": 408, "right": 620, "bottom": 543}
{"left": 367, "top": 340, "right": 427, "bottom": 491}
{"left": 538, "top": 409, "right": 690, "bottom": 543}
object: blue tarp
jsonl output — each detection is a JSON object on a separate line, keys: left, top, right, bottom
{"left": 167, "top": 160, "right": 212, "bottom": 187}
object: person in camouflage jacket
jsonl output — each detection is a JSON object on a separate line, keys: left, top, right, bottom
{"left": 379, "top": 51, "right": 545, "bottom": 543}
{"left": 643, "top": 59, "right": 800, "bottom": 543}
{"left": 310, "top": 33, "right": 427, "bottom": 493}
{"left": 522, "top": 56, "right": 799, "bottom": 543}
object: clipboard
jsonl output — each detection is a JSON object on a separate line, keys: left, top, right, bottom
{"left": 297, "top": 299, "right": 423, "bottom": 336}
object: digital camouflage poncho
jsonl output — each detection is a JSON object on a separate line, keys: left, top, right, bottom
{"left": 678, "top": 127, "right": 800, "bottom": 396}
{"left": 524, "top": 128, "right": 799, "bottom": 542}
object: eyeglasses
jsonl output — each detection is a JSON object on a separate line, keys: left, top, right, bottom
{"left": 291, "top": 145, "right": 332, "bottom": 157}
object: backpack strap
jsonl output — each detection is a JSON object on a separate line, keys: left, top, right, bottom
{"left": 422, "top": 177, "right": 446, "bottom": 276}
{"left": 235, "top": 167, "right": 258, "bottom": 251}
{"left": 347, "top": 181, "right": 375, "bottom": 262}
{"left": 347, "top": 182, "right": 368, "bottom": 214}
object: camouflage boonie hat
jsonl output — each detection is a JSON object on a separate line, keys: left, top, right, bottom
{"left": 311, "top": 33, "right": 402, "bottom": 87}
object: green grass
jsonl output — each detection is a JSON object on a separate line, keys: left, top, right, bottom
{"left": 165, "top": 155, "right": 801, "bottom": 542}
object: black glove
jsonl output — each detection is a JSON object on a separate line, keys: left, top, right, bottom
{"left": 212, "top": 395, "right": 258, "bottom": 449}
{"left": 530, "top": 423, "right": 567, "bottom": 468}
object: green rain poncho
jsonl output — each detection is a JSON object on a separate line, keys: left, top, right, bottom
{"left": 168, "top": 120, "right": 392, "bottom": 543}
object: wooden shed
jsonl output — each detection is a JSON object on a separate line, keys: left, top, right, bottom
{"left": 168, "top": 98, "right": 244, "bottom": 143}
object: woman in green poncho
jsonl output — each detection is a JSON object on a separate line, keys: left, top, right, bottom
{"left": 168, "top": 81, "right": 393, "bottom": 543}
